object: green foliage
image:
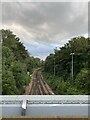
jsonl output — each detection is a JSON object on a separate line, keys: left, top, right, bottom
{"left": 1, "top": 29, "right": 89, "bottom": 95}
{"left": 75, "top": 68, "right": 89, "bottom": 94}
{"left": 2, "top": 29, "right": 42, "bottom": 95}
{"left": 2, "top": 70, "right": 19, "bottom": 95}
{"left": 43, "top": 36, "right": 89, "bottom": 95}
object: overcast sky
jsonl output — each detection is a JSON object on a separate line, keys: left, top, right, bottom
{"left": 1, "top": 2, "right": 88, "bottom": 60}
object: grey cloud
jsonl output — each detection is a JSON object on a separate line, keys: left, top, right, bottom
{"left": 2, "top": 2, "right": 88, "bottom": 59}
{"left": 2, "top": 2, "right": 88, "bottom": 43}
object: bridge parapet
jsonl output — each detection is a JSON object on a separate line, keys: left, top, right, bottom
{"left": 0, "top": 95, "right": 89, "bottom": 116}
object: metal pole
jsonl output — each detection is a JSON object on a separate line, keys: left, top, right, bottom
{"left": 54, "top": 58, "right": 55, "bottom": 76}
{"left": 70, "top": 53, "right": 74, "bottom": 81}
{"left": 72, "top": 54, "right": 73, "bottom": 81}
{"left": 21, "top": 100, "right": 27, "bottom": 116}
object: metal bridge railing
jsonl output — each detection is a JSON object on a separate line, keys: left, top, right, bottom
{"left": 0, "top": 95, "right": 89, "bottom": 116}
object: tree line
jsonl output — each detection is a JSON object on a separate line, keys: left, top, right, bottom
{"left": 43, "top": 36, "right": 90, "bottom": 95}
{"left": 1, "top": 29, "right": 90, "bottom": 95}
{"left": 1, "top": 29, "right": 42, "bottom": 95}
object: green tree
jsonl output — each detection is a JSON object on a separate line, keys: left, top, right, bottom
{"left": 43, "top": 36, "right": 89, "bottom": 95}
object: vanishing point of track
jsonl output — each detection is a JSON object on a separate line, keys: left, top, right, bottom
{"left": 24, "top": 69, "right": 54, "bottom": 95}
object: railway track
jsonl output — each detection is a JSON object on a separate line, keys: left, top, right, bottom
{"left": 24, "top": 69, "right": 54, "bottom": 95}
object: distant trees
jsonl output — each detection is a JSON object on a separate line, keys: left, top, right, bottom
{"left": 43, "top": 36, "right": 89, "bottom": 95}
{"left": 2, "top": 29, "right": 42, "bottom": 95}
{"left": 1, "top": 29, "right": 89, "bottom": 95}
